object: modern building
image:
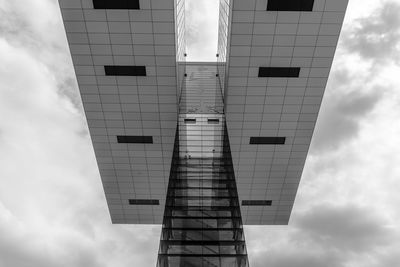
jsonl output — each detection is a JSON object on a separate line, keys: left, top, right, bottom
{"left": 59, "top": 0, "right": 348, "bottom": 266}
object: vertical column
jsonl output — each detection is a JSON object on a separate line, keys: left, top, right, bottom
{"left": 157, "top": 64, "right": 249, "bottom": 267}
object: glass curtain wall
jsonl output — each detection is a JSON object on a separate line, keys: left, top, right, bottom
{"left": 157, "top": 64, "right": 249, "bottom": 267}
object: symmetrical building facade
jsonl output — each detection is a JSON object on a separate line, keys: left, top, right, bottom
{"left": 59, "top": 0, "right": 348, "bottom": 265}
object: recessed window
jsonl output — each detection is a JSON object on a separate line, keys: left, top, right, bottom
{"left": 104, "top": 66, "right": 146, "bottom": 76}
{"left": 250, "top": 137, "right": 286, "bottom": 145}
{"left": 129, "top": 199, "right": 159, "bottom": 205}
{"left": 242, "top": 200, "right": 272, "bottom": 206}
{"left": 207, "top": 118, "right": 220, "bottom": 124}
{"left": 258, "top": 67, "right": 300, "bottom": 77}
{"left": 267, "top": 0, "right": 314, "bottom": 11}
{"left": 93, "top": 0, "right": 140, "bottom": 9}
{"left": 117, "top": 136, "right": 153, "bottom": 144}
{"left": 184, "top": 118, "right": 196, "bottom": 124}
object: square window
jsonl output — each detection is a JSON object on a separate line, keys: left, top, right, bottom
{"left": 104, "top": 66, "right": 146, "bottom": 76}
{"left": 93, "top": 0, "right": 140, "bottom": 9}
{"left": 117, "top": 136, "right": 153, "bottom": 143}
{"left": 258, "top": 67, "right": 300, "bottom": 77}
{"left": 249, "top": 137, "right": 286, "bottom": 144}
{"left": 267, "top": 0, "right": 314, "bottom": 11}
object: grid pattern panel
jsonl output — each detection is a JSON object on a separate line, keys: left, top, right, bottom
{"left": 59, "top": 0, "right": 180, "bottom": 224}
{"left": 223, "top": 0, "right": 348, "bottom": 225}
{"left": 180, "top": 64, "right": 224, "bottom": 114}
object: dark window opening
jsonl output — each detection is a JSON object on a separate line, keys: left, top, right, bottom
{"left": 267, "top": 0, "right": 314, "bottom": 11}
{"left": 258, "top": 67, "right": 300, "bottom": 77}
{"left": 117, "top": 136, "right": 153, "bottom": 144}
{"left": 93, "top": 0, "right": 140, "bottom": 9}
{"left": 208, "top": 118, "right": 220, "bottom": 124}
{"left": 242, "top": 200, "right": 272, "bottom": 206}
{"left": 184, "top": 118, "right": 196, "bottom": 124}
{"left": 104, "top": 66, "right": 146, "bottom": 76}
{"left": 250, "top": 137, "right": 286, "bottom": 145}
{"left": 129, "top": 199, "right": 159, "bottom": 205}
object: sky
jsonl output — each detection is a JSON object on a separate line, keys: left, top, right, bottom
{"left": 0, "top": 0, "right": 400, "bottom": 266}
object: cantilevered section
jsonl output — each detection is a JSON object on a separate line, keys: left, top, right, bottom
{"left": 59, "top": 0, "right": 349, "bottom": 229}
{"left": 218, "top": 0, "right": 348, "bottom": 224}
{"left": 59, "top": 0, "right": 184, "bottom": 224}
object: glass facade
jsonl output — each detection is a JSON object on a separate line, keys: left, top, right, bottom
{"left": 175, "top": 0, "right": 186, "bottom": 99}
{"left": 157, "top": 64, "right": 249, "bottom": 266}
{"left": 217, "top": 0, "right": 230, "bottom": 95}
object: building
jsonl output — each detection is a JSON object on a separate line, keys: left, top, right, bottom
{"left": 59, "top": 0, "right": 348, "bottom": 265}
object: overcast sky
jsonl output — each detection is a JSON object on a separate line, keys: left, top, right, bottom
{"left": 1, "top": 0, "right": 400, "bottom": 266}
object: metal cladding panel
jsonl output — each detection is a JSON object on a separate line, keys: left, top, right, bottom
{"left": 59, "top": 0, "right": 180, "bottom": 224}
{"left": 223, "top": 0, "right": 348, "bottom": 225}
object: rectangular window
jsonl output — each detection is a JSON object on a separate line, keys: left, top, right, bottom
{"left": 129, "top": 199, "right": 159, "bottom": 205}
{"left": 117, "top": 136, "right": 153, "bottom": 144}
{"left": 184, "top": 118, "right": 196, "bottom": 124}
{"left": 104, "top": 66, "right": 146, "bottom": 76}
{"left": 207, "top": 118, "right": 220, "bottom": 124}
{"left": 93, "top": 0, "right": 140, "bottom": 9}
{"left": 249, "top": 137, "right": 286, "bottom": 145}
{"left": 267, "top": 0, "right": 314, "bottom": 11}
{"left": 242, "top": 200, "right": 272, "bottom": 206}
{"left": 258, "top": 67, "right": 300, "bottom": 77}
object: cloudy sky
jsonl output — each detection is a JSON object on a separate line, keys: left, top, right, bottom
{"left": 1, "top": 0, "right": 400, "bottom": 266}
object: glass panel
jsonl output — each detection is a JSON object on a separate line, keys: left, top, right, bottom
{"left": 157, "top": 64, "right": 249, "bottom": 267}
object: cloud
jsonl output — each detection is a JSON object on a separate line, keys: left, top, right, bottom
{"left": 0, "top": 2, "right": 159, "bottom": 266}
{"left": 248, "top": 204, "right": 395, "bottom": 267}
{"left": 252, "top": 249, "right": 341, "bottom": 267}
{"left": 0, "top": 0, "right": 82, "bottom": 108}
{"left": 185, "top": 0, "right": 219, "bottom": 61}
{"left": 294, "top": 204, "right": 392, "bottom": 252}
{"left": 310, "top": 0, "right": 400, "bottom": 153}
{"left": 311, "top": 86, "right": 383, "bottom": 152}
{"left": 342, "top": 1, "right": 400, "bottom": 65}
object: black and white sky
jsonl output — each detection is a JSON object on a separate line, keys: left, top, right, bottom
{"left": 1, "top": 0, "right": 400, "bottom": 266}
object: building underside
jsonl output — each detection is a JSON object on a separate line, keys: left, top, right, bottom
{"left": 58, "top": 0, "right": 348, "bottom": 266}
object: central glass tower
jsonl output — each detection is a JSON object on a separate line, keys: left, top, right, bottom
{"left": 157, "top": 64, "right": 249, "bottom": 266}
